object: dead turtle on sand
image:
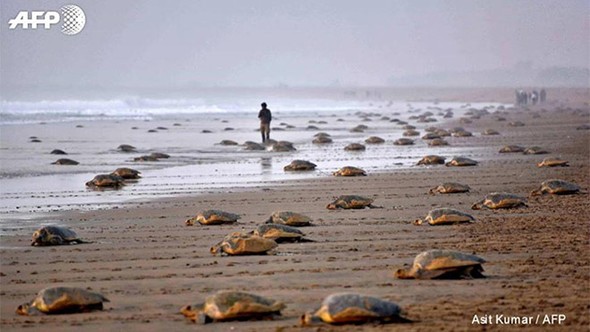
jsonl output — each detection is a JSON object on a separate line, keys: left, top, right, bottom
{"left": 394, "top": 250, "right": 486, "bottom": 279}
{"left": 333, "top": 166, "right": 366, "bottom": 177}
{"left": 530, "top": 179, "right": 582, "bottom": 196}
{"left": 445, "top": 156, "right": 478, "bottom": 167}
{"left": 111, "top": 167, "right": 141, "bottom": 179}
{"left": 523, "top": 146, "right": 549, "bottom": 155}
{"left": 300, "top": 293, "right": 409, "bottom": 325}
{"left": 85, "top": 174, "right": 125, "bottom": 188}
{"left": 180, "top": 291, "right": 285, "bottom": 324}
{"left": 210, "top": 232, "right": 278, "bottom": 256}
{"left": 265, "top": 211, "right": 313, "bottom": 227}
{"left": 326, "top": 195, "right": 378, "bottom": 210}
{"left": 393, "top": 138, "right": 414, "bottom": 145}
{"left": 537, "top": 157, "right": 569, "bottom": 167}
{"left": 51, "top": 158, "right": 79, "bottom": 165}
{"left": 416, "top": 208, "right": 475, "bottom": 225}
{"left": 31, "top": 226, "right": 89, "bottom": 246}
{"left": 253, "top": 224, "right": 312, "bottom": 243}
{"left": 16, "top": 287, "right": 109, "bottom": 315}
{"left": 365, "top": 136, "right": 385, "bottom": 144}
{"left": 284, "top": 160, "right": 317, "bottom": 171}
{"left": 471, "top": 192, "right": 527, "bottom": 210}
{"left": 499, "top": 145, "right": 525, "bottom": 153}
{"left": 416, "top": 155, "right": 446, "bottom": 165}
{"left": 118, "top": 144, "right": 136, "bottom": 152}
{"left": 429, "top": 182, "right": 471, "bottom": 194}
{"left": 344, "top": 143, "right": 366, "bottom": 151}
{"left": 185, "top": 210, "right": 240, "bottom": 226}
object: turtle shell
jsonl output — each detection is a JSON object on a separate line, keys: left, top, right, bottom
{"left": 537, "top": 158, "right": 569, "bottom": 167}
{"left": 429, "top": 183, "right": 470, "bottom": 194}
{"left": 421, "top": 133, "right": 440, "bottom": 140}
{"left": 118, "top": 144, "right": 136, "bottom": 152}
{"left": 344, "top": 143, "right": 366, "bottom": 151}
{"left": 270, "top": 141, "right": 296, "bottom": 152}
{"left": 210, "top": 232, "right": 277, "bottom": 256}
{"left": 326, "top": 195, "right": 375, "bottom": 210}
{"left": 243, "top": 141, "right": 266, "bottom": 150}
{"left": 403, "top": 130, "right": 420, "bottom": 137}
{"left": 302, "top": 293, "right": 406, "bottom": 325}
{"left": 333, "top": 166, "right": 367, "bottom": 177}
{"left": 266, "top": 211, "right": 313, "bottom": 227}
{"left": 85, "top": 174, "right": 125, "bottom": 188}
{"left": 186, "top": 210, "right": 240, "bottom": 226}
{"left": 531, "top": 179, "right": 581, "bottom": 195}
{"left": 364, "top": 136, "right": 385, "bottom": 144}
{"left": 181, "top": 291, "right": 285, "bottom": 324}
{"left": 394, "top": 250, "right": 486, "bottom": 279}
{"left": 428, "top": 138, "right": 448, "bottom": 146}
{"left": 111, "top": 167, "right": 141, "bottom": 179}
{"left": 416, "top": 155, "right": 446, "bottom": 165}
{"left": 471, "top": 192, "right": 527, "bottom": 210}
{"left": 219, "top": 140, "right": 239, "bottom": 146}
{"left": 481, "top": 129, "right": 500, "bottom": 135}
{"left": 523, "top": 146, "right": 549, "bottom": 155}
{"left": 421, "top": 208, "right": 475, "bottom": 225}
{"left": 445, "top": 157, "right": 478, "bottom": 167}
{"left": 253, "top": 224, "right": 305, "bottom": 243}
{"left": 312, "top": 136, "right": 333, "bottom": 144}
{"left": 50, "top": 149, "right": 68, "bottom": 155}
{"left": 499, "top": 145, "right": 525, "bottom": 153}
{"left": 31, "top": 226, "right": 84, "bottom": 246}
{"left": 393, "top": 138, "right": 414, "bottom": 146}
{"left": 16, "top": 287, "right": 109, "bottom": 315}
{"left": 452, "top": 130, "right": 473, "bottom": 137}
{"left": 51, "top": 158, "right": 79, "bottom": 165}
{"left": 284, "top": 160, "right": 317, "bottom": 171}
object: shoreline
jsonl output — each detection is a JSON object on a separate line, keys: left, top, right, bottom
{"left": 1, "top": 90, "right": 589, "bottom": 331}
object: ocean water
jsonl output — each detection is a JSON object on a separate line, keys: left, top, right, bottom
{"left": 0, "top": 94, "right": 505, "bottom": 234}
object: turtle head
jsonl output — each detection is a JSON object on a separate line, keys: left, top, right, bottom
{"left": 185, "top": 217, "right": 197, "bottom": 226}
{"left": 180, "top": 303, "right": 208, "bottom": 323}
{"left": 210, "top": 243, "right": 223, "bottom": 255}
{"left": 16, "top": 302, "right": 39, "bottom": 316}
{"left": 413, "top": 218, "right": 424, "bottom": 225}
{"left": 31, "top": 228, "right": 48, "bottom": 246}
{"left": 326, "top": 203, "right": 337, "bottom": 210}
{"left": 394, "top": 267, "right": 414, "bottom": 279}
{"left": 471, "top": 200, "right": 484, "bottom": 210}
{"left": 300, "top": 311, "right": 321, "bottom": 326}
{"left": 529, "top": 187, "right": 542, "bottom": 196}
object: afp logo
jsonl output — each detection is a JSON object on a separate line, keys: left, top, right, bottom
{"left": 8, "top": 4, "right": 86, "bottom": 35}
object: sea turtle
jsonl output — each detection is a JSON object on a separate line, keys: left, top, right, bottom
{"left": 402, "top": 124, "right": 416, "bottom": 130}
{"left": 51, "top": 158, "right": 79, "bottom": 165}
{"left": 509, "top": 121, "right": 525, "bottom": 127}
{"left": 270, "top": 141, "right": 296, "bottom": 152}
{"left": 133, "top": 155, "right": 159, "bottom": 162}
{"left": 499, "top": 145, "right": 525, "bottom": 153}
{"left": 530, "top": 179, "right": 582, "bottom": 196}
{"left": 185, "top": 210, "right": 240, "bottom": 226}
{"left": 50, "top": 149, "right": 67, "bottom": 155}
{"left": 523, "top": 146, "right": 549, "bottom": 155}
{"left": 111, "top": 167, "right": 141, "bottom": 179}
{"left": 219, "top": 140, "right": 239, "bottom": 146}
{"left": 416, "top": 155, "right": 446, "bottom": 165}
{"left": 243, "top": 141, "right": 266, "bottom": 150}
{"left": 31, "top": 226, "right": 88, "bottom": 246}
{"left": 471, "top": 192, "right": 527, "bottom": 209}
{"left": 312, "top": 136, "right": 333, "bottom": 144}
{"left": 537, "top": 157, "right": 569, "bottom": 167}
{"left": 314, "top": 132, "right": 331, "bottom": 137}
{"left": 333, "top": 166, "right": 367, "bottom": 177}
{"left": 326, "top": 195, "right": 378, "bottom": 210}
{"left": 85, "top": 174, "right": 125, "bottom": 188}
{"left": 428, "top": 138, "right": 448, "bottom": 146}
{"left": 435, "top": 129, "right": 451, "bottom": 137}
{"left": 421, "top": 133, "right": 440, "bottom": 140}
{"left": 429, "top": 182, "right": 471, "bottom": 194}
{"left": 180, "top": 291, "right": 285, "bottom": 324}
{"left": 481, "top": 129, "right": 500, "bottom": 135}
{"left": 416, "top": 208, "right": 475, "bottom": 225}
{"left": 253, "top": 224, "right": 311, "bottom": 243}
{"left": 403, "top": 130, "right": 420, "bottom": 137}
{"left": 452, "top": 130, "right": 473, "bottom": 137}
{"left": 344, "top": 143, "right": 366, "bottom": 151}
{"left": 445, "top": 156, "right": 478, "bottom": 167}
{"left": 210, "top": 232, "right": 278, "bottom": 256}
{"left": 16, "top": 287, "right": 109, "bottom": 315}
{"left": 300, "top": 293, "right": 409, "bottom": 325}
{"left": 365, "top": 136, "right": 385, "bottom": 144}
{"left": 393, "top": 138, "right": 414, "bottom": 145}
{"left": 149, "top": 152, "right": 170, "bottom": 159}
{"left": 284, "top": 160, "right": 317, "bottom": 171}
{"left": 118, "top": 144, "right": 136, "bottom": 152}
{"left": 394, "top": 250, "right": 486, "bottom": 279}
{"left": 265, "top": 211, "right": 313, "bottom": 227}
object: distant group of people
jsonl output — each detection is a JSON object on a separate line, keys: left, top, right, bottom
{"left": 515, "top": 89, "right": 546, "bottom": 106}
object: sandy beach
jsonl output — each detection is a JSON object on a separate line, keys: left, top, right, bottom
{"left": 1, "top": 88, "right": 589, "bottom": 331}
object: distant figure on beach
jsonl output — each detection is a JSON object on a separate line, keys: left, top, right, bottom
{"left": 540, "top": 89, "right": 546, "bottom": 103}
{"left": 531, "top": 90, "right": 538, "bottom": 105}
{"left": 258, "top": 102, "right": 272, "bottom": 143}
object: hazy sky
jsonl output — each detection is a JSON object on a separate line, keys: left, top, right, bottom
{"left": 1, "top": 0, "right": 588, "bottom": 89}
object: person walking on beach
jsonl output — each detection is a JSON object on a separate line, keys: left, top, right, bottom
{"left": 258, "top": 102, "right": 272, "bottom": 143}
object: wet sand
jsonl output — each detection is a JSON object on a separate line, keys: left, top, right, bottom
{"left": 1, "top": 91, "right": 589, "bottom": 331}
